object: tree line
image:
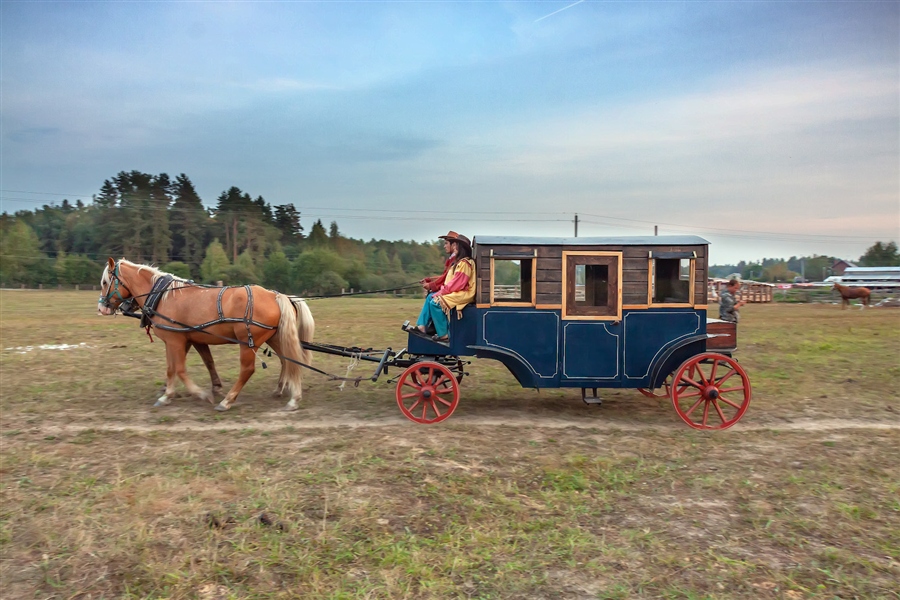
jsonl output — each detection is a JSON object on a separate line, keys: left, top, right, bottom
{"left": 0, "top": 170, "right": 446, "bottom": 295}
{"left": 2, "top": 170, "right": 896, "bottom": 290}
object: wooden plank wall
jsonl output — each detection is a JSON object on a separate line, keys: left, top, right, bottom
{"left": 475, "top": 244, "right": 708, "bottom": 306}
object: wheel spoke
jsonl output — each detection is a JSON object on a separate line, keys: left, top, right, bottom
{"left": 697, "top": 364, "right": 709, "bottom": 385}
{"left": 713, "top": 400, "right": 729, "bottom": 424}
{"left": 404, "top": 378, "right": 421, "bottom": 390}
{"left": 716, "top": 369, "right": 737, "bottom": 386}
{"left": 702, "top": 400, "right": 711, "bottom": 427}
{"left": 677, "top": 390, "right": 702, "bottom": 399}
{"left": 436, "top": 397, "right": 453, "bottom": 407}
{"left": 680, "top": 376, "right": 704, "bottom": 390}
{"left": 718, "top": 395, "right": 742, "bottom": 410}
{"left": 400, "top": 391, "right": 422, "bottom": 399}
{"left": 718, "top": 385, "right": 745, "bottom": 394}
{"left": 421, "top": 403, "right": 429, "bottom": 421}
{"left": 407, "top": 399, "right": 422, "bottom": 413}
{"left": 709, "top": 359, "right": 718, "bottom": 384}
{"left": 434, "top": 388, "right": 455, "bottom": 395}
{"left": 683, "top": 397, "right": 705, "bottom": 417}
{"left": 430, "top": 400, "right": 444, "bottom": 417}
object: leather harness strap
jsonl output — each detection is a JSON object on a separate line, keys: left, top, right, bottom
{"left": 149, "top": 282, "right": 275, "bottom": 348}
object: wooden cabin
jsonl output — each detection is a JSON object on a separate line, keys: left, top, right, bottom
{"left": 472, "top": 235, "right": 708, "bottom": 314}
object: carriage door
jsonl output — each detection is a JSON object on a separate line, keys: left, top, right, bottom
{"left": 561, "top": 252, "right": 623, "bottom": 382}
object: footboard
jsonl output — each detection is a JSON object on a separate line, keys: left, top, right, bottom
{"left": 706, "top": 319, "right": 737, "bottom": 352}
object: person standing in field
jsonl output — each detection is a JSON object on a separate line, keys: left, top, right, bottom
{"left": 719, "top": 278, "right": 746, "bottom": 323}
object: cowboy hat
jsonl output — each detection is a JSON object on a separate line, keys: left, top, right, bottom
{"left": 438, "top": 230, "right": 471, "bottom": 248}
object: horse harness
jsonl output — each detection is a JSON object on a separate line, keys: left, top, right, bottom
{"left": 115, "top": 272, "right": 274, "bottom": 349}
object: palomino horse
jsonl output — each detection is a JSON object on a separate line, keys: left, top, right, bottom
{"left": 833, "top": 283, "right": 871, "bottom": 310}
{"left": 97, "top": 258, "right": 314, "bottom": 411}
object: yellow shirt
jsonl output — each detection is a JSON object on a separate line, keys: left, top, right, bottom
{"left": 436, "top": 258, "right": 476, "bottom": 317}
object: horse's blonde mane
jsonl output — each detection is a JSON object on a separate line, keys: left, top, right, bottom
{"left": 118, "top": 259, "right": 192, "bottom": 296}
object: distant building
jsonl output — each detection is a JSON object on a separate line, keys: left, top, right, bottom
{"left": 831, "top": 259, "right": 856, "bottom": 275}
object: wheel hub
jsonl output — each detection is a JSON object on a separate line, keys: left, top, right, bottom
{"left": 704, "top": 386, "right": 719, "bottom": 400}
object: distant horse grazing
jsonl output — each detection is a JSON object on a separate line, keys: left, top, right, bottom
{"left": 833, "top": 283, "right": 871, "bottom": 310}
{"left": 98, "top": 258, "right": 314, "bottom": 411}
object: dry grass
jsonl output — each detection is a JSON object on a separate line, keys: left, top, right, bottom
{"left": 1, "top": 291, "right": 899, "bottom": 599}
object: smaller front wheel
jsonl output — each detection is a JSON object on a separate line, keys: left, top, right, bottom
{"left": 396, "top": 361, "right": 460, "bottom": 424}
{"left": 671, "top": 353, "right": 751, "bottom": 430}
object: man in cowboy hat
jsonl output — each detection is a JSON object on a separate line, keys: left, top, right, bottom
{"left": 412, "top": 231, "right": 476, "bottom": 341}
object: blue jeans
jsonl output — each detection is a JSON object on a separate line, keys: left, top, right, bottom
{"left": 417, "top": 293, "right": 449, "bottom": 337}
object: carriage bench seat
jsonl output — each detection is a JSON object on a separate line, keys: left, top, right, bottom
{"left": 706, "top": 318, "right": 737, "bottom": 352}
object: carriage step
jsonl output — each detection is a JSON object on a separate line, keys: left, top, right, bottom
{"left": 581, "top": 388, "right": 602, "bottom": 406}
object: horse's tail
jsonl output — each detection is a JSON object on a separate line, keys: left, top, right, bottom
{"left": 273, "top": 293, "right": 307, "bottom": 400}
{"left": 292, "top": 297, "right": 315, "bottom": 364}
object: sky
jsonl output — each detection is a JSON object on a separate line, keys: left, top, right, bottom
{"left": 1, "top": 0, "right": 898, "bottom": 265}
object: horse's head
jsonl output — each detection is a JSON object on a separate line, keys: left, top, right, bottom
{"left": 98, "top": 257, "right": 133, "bottom": 315}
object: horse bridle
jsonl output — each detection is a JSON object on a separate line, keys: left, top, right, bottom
{"left": 99, "top": 261, "right": 133, "bottom": 311}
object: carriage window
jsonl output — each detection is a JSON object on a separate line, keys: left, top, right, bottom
{"left": 651, "top": 258, "right": 693, "bottom": 304}
{"left": 574, "top": 264, "right": 608, "bottom": 306}
{"left": 563, "top": 252, "right": 621, "bottom": 319}
{"left": 491, "top": 258, "right": 534, "bottom": 305}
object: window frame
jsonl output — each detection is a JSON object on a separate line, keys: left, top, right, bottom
{"left": 488, "top": 249, "right": 537, "bottom": 307}
{"left": 561, "top": 251, "right": 623, "bottom": 320}
{"left": 647, "top": 251, "right": 697, "bottom": 308}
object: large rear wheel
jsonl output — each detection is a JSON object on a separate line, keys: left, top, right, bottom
{"left": 395, "top": 361, "right": 460, "bottom": 424}
{"left": 671, "top": 353, "right": 751, "bottom": 430}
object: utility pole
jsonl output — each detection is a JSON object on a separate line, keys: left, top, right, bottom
{"left": 654, "top": 225, "right": 658, "bottom": 236}
{"left": 574, "top": 214, "right": 578, "bottom": 237}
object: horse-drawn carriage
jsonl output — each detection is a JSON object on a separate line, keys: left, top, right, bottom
{"left": 99, "top": 235, "right": 751, "bottom": 430}
{"left": 300, "top": 235, "right": 748, "bottom": 430}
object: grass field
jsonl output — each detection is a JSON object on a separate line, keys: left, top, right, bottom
{"left": 1, "top": 291, "right": 899, "bottom": 599}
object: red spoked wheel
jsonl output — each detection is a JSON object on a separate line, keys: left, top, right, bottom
{"left": 396, "top": 361, "right": 460, "bottom": 424}
{"left": 671, "top": 352, "right": 751, "bottom": 430}
{"left": 638, "top": 373, "right": 674, "bottom": 399}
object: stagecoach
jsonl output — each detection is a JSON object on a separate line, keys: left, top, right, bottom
{"left": 100, "top": 235, "right": 751, "bottom": 430}
{"left": 309, "top": 235, "right": 751, "bottom": 430}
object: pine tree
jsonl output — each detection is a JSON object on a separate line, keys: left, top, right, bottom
{"left": 273, "top": 205, "right": 304, "bottom": 242}
{"left": 170, "top": 174, "right": 210, "bottom": 276}
{"left": 200, "top": 240, "right": 231, "bottom": 284}
{"left": 148, "top": 173, "right": 172, "bottom": 265}
{"left": 308, "top": 219, "right": 328, "bottom": 248}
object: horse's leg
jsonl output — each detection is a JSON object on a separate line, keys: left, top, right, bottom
{"left": 215, "top": 345, "right": 258, "bottom": 412}
{"left": 193, "top": 343, "right": 224, "bottom": 395}
{"left": 168, "top": 338, "right": 214, "bottom": 404}
{"left": 265, "top": 339, "right": 288, "bottom": 397}
{"left": 154, "top": 341, "right": 178, "bottom": 407}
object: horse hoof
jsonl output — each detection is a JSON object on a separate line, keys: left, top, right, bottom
{"left": 153, "top": 396, "right": 170, "bottom": 408}
{"left": 281, "top": 404, "right": 299, "bottom": 412}
{"left": 214, "top": 403, "right": 230, "bottom": 412}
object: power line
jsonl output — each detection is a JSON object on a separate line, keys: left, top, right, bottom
{"left": 2, "top": 191, "right": 893, "bottom": 243}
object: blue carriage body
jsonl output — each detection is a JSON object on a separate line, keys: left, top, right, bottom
{"left": 407, "top": 235, "right": 729, "bottom": 390}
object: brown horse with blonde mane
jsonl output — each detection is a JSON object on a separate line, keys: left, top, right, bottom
{"left": 833, "top": 283, "right": 871, "bottom": 310}
{"left": 97, "top": 258, "right": 314, "bottom": 411}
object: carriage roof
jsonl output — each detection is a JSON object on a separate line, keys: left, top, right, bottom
{"left": 473, "top": 235, "right": 709, "bottom": 246}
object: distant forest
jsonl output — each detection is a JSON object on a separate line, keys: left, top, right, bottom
{"left": 1, "top": 170, "right": 897, "bottom": 290}
{"left": 0, "top": 170, "right": 451, "bottom": 294}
